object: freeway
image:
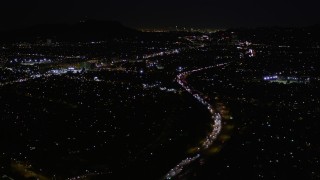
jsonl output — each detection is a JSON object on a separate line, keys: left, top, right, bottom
{"left": 164, "top": 63, "right": 226, "bottom": 179}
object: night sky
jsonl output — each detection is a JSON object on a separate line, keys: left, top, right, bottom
{"left": 0, "top": 0, "right": 320, "bottom": 30}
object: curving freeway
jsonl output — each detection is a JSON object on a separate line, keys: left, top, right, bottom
{"left": 164, "top": 63, "right": 227, "bottom": 179}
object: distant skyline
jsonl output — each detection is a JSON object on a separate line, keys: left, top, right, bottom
{"left": 1, "top": 0, "right": 320, "bottom": 30}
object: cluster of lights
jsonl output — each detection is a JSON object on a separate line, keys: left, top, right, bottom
{"left": 202, "top": 113, "right": 222, "bottom": 149}
{"left": 48, "top": 67, "right": 83, "bottom": 75}
{"left": 264, "top": 76, "right": 278, "bottom": 80}
{"left": 0, "top": 78, "right": 31, "bottom": 87}
{"left": 165, "top": 154, "right": 200, "bottom": 179}
{"left": 10, "top": 58, "right": 52, "bottom": 65}
{"left": 143, "top": 49, "right": 180, "bottom": 59}
{"left": 263, "top": 75, "right": 310, "bottom": 84}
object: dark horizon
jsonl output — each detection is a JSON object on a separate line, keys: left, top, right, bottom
{"left": 1, "top": 0, "right": 320, "bottom": 31}
{"left": 1, "top": 18, "right": 320, "bottom": 33}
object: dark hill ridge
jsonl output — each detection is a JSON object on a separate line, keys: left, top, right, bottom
{"left": 0, "top": 20, "right": 140, "bottom": 42}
